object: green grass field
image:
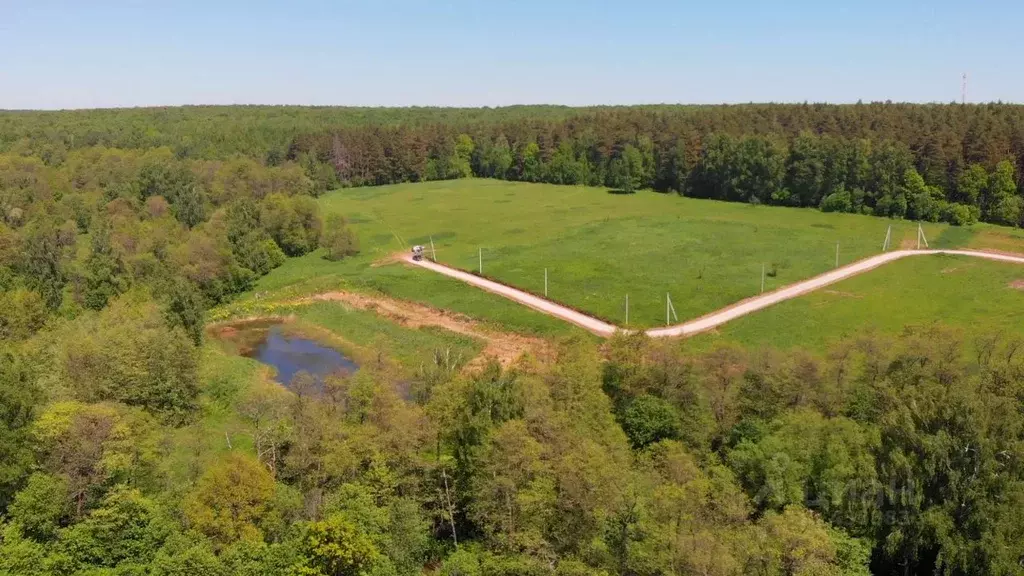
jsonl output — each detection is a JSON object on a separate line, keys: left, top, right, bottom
{"left": 244, "top": 178, "right": 1024, "bottom": 340}
{"left": 690, "top": 254, "right": 1024, "bottom": 351}
{"left": 313, "top": 179, "right": 964, "bottom": 327}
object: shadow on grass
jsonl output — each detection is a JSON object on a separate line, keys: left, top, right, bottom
{"left": 934, "top": 225, "right": 978, "bottom": 249}
{"left": 607, "top": 189, "right": 636, "bottom": 195}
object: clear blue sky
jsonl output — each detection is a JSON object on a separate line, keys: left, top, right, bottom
{"left": 2, "top": 0, "right": 1021, "bottom": 109}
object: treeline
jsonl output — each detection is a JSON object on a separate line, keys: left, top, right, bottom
{"left": 0, "top": 105, "right": 583, "bottom": 162}
{"left": 5, "top": 317, "right": 1024, "bottom": 575}
{"left": 602, "top": 326, "right": 1024, "bottom": 575}
{"left": 7, "top": 104, "right": 1024, "bottom": 226}
{"left": 289, "top": 104, "right": 1024, "bottom": 227}
{"left": 0, "top": 146, "right": 361, "bottom": 348}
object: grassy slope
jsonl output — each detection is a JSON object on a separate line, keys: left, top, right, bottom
{"left": 690, "top": 254, "right": 1024, "bottom": 352}
{"left": 246, "top": 256, "right": 580, "bottom": 338}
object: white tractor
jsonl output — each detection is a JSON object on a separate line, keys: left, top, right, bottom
{"left": 411, "top": 245, "right": 425, "bottom": 261}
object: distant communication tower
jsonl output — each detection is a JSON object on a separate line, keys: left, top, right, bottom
{"left": 962, "top": 73, "right": 968, "bottom": 104}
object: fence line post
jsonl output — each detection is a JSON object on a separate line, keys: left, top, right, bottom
{"left": 478, "top": 248, "right": 482, "bottom": 274}
{"left": 761, "top": 263, "right": 766, "bottom": 294}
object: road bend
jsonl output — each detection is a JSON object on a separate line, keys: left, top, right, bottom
{"left": 404, "top": 249, "right": 1024, "bottom": 338}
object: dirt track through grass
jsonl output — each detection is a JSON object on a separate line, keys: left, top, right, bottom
{"left": 405, "top": 249, "right": 1024, "bottom": 338}
{"left": 317, "top": 180, "right": 965, "bottom": 327}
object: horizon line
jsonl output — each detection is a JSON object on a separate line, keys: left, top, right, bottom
{"left": 2, "top": 100, "right": 1022, "bottom": 113}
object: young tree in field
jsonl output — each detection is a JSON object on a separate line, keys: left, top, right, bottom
{"left": 321, "top": 214, "right": 360, "bottom": 261}
{"left": 820, "top": 185, "right": 854, "bottom": 213}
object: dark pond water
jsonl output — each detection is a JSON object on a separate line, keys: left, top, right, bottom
{"left": 243, "top": 325, "right": 359, "bottom": 387}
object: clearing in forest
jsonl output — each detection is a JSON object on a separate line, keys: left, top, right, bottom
{"left": 312, "top": 179, "right": 988, "bottom": 328}
{"left": 252, "top": 179, "right": 1024, "bottom": 337}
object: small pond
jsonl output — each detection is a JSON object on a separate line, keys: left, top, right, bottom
{"left": 215, "top": 320, "right": 359, "bottom": 388}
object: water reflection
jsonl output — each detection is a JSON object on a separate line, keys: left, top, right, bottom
{"left": 217, "top": 321, "right": 359, "bottom": 388}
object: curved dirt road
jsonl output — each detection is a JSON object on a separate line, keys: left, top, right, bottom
{"left": 404, "top": 249, "right": 1024, "bottom": 338}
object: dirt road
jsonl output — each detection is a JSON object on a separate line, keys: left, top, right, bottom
{"left": 404, "top": 249, "right": 1024, "bottom": 338}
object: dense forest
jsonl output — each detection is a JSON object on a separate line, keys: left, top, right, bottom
{"left": 5, "top": 103, "right": 1024, "bottom": 226}
{"left": 3, "top": 104, "right": 1024, "bottom": 576}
